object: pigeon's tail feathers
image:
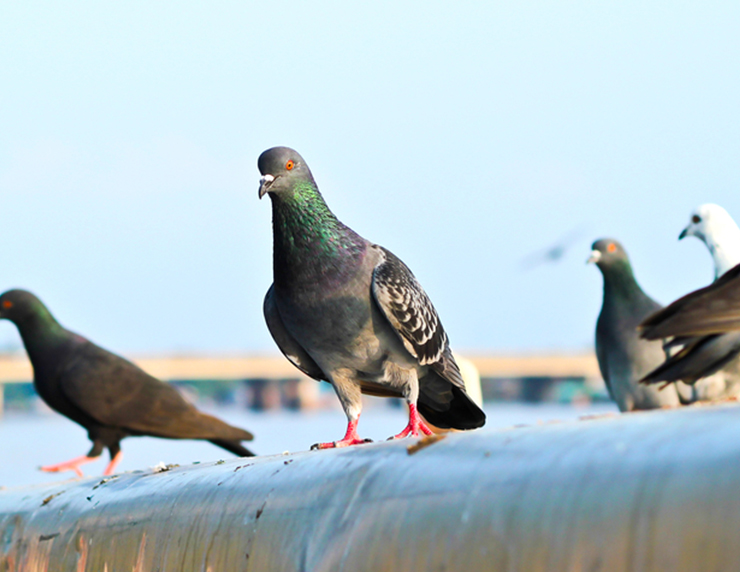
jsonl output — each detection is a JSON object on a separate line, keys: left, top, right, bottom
{"left": 156, "top": 410, "right": 254, "bottom": 442}
{"left": 208, "top": 439, "right": 255, "bottom": 457}
{"left": 641, "top": 333, "right": 740, "bottom": 385}
{"left": 418, "top": 383, "right": 486, "bottom": 430}
{"left": 198, "top": 412, "right": 254, "bottom": 441}
{"left": 417, "top": 366, "right": 486, "bottom": 430}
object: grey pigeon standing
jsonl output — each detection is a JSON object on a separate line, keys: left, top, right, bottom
{"left": 258, "top": 146, "right": 485, "bottom": 448}
{"left": 588, "top": 239, "right": 682, "bottom": 411}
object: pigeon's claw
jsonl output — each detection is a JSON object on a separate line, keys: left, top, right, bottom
{"left": 103, "top": 451, "right": 123, "bottom": 476}
{"left": 311, "top": 437, "right": 372, "bottom": 450}
{"left": 40, "top": 455, "right": 98, "bottom": 477}
{"left": 310, "top": 418, "right": 371, "bottom": 450}
{"left": 390, "top": 403, "right": 435, "bottom": 440}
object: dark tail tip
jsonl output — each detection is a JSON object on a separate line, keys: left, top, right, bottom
{"left": 209, "top": 439, "right": 256, "bottom": 457}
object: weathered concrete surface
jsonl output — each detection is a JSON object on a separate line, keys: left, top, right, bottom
{"left": 1, "top": 402, "right": 740, "bottom": 571}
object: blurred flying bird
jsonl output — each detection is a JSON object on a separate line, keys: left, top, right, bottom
{"left": 0, "top": 289, "right": 255, "bottom": 476}
{"left": 520, "top": 226, "right": 585, "bottom": 270}
{"left": 258, "top": 146, "right": 485, "bottom": 449}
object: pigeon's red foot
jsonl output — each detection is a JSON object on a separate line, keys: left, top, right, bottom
{"left": 103, "top": 451, "right": 123, "bottom": 476}
{"left": 40, "top": 455, "right": 98, "bottom": 477}
{"left": 391, "top": 403, "right": 434, "bottom": 439}
{"left": 312, "top": 437, "right": 372, "bottom": 450}
{"left": 311, "top": 418, "right": 371, "bottom": 450}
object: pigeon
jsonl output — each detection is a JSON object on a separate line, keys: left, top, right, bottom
{"left": 258, "top": 146, "right": 485, "bottom": 448}
{"left": 679, "top": 204, "right": 740, "bottom": 280}
{"left": 640, "top": 263, "right": 740, "bottom": 386}
{"left": 588, "top": 239, "right": 682, "bottom": 411}
{"left": 639, "top": 205, "right": 740, "bottom": 394}
{"left": 0, "top": 289, "right": 255, "bottom": 476}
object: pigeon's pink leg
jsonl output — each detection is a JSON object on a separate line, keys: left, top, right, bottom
{"left": 40, "top": 455, "right": 98, "bottom": 477}
{"left": 103, "top": 451, "right": 123, "bottom": 476}
{"left": 392, "top": 403, "right": 435, "bottom": 439}
{"left": 312, "top": 417, "right": 370, "bottom": 450}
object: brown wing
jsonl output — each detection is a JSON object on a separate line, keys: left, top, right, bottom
{"left": 639, "top": 263, "right": 740, "bottom": 339}
{"left": 59, "top": 339, "right": 252, "bottom": 441}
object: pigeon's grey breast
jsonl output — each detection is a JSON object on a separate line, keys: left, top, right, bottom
{"left": 596, "top": 304, "right": 680, "bottom": 410}
{"left": 271, "top": 245, "right": 420, "bottom": 384}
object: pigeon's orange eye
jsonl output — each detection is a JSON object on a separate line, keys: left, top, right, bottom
{"left": 285, "top": 160, "right": 294, "bottom": 171}
{"left": 607, "top": 243, "right": 617, "bottom": 253}
{"left": 692, "top": 215, "right": 701, "bottom": 224}
{"left": 2, "top": 300, "right": 12, "bottom": 309}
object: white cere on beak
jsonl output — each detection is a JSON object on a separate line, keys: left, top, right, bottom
{"left": 586, "top": 250, "right": 602, "bottom": 264}
{"left": 258, "top": 173, "right": 276, "bottom": 198}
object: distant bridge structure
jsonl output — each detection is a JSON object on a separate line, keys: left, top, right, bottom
{"left": 0, "top": 352, "right": 604, "bottom": 412}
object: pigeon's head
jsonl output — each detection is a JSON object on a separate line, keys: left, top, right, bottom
{"left": 680, "top": 203, "right": 733, "bottom": 243}
{"left": 0, "top": 289, "right": 46, "bottom": 324}
{"left": 257, "top": 147, "right": 314, "bottom": 199}
{"left": 587, "top": 239, "right": 629, "bottom": 267}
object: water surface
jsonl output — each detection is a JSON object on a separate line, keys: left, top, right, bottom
{"left": 0, "top": 401, "right": 616, "bottom": 489}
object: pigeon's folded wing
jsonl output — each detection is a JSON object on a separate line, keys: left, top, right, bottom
{"left": 370, "top": 247, "right": 463, "bottom": 385}
{"left": 58, "top": 341, "right": 252, "bottom": 440}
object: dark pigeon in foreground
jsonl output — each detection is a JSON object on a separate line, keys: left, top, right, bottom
{"left": 640, "top": 262, "right": 740, "bottom": 385}
{"left": 588, "top": 239, "right": 682, "bottom": 411}
{"left": 258, "top": 146, "right": 485, "bottom": 448}
{"left": 0, "top": 289, "right": 254, "bottom": 476}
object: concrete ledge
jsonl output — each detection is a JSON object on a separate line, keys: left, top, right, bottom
{"left": 1, "top": 403, "right": 739, "bottom": 571}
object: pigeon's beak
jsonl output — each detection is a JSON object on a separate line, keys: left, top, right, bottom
{"left": 258, "top": 174, "right": 275, "bottom": 199}
{"left": 678, "top": 226, "right": 690, "bottom": 240}
{"left": 586, "top": 250, "right": 601, "bottom": 264}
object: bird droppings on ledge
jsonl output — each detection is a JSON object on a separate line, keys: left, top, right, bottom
{"left": 407, "top": 434, "right": 446, "bottom": 455}
{"left": 151, "top": 463, "right": 180, "bottom": 474}
{"left": 92, "top": 476, "right": 119, "bottom": 490}
{"left": 233, "top": 463, "right": 254, "bottom": 473}
{"left": 255, "top": 501, "right": 267, "bottom": 520}
{"left": 40, "top": 491, "right": 64, "bottom": 507}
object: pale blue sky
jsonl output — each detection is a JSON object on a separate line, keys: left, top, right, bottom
{"left": 1, "top": 2, "right": 739, "bottom": 354}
